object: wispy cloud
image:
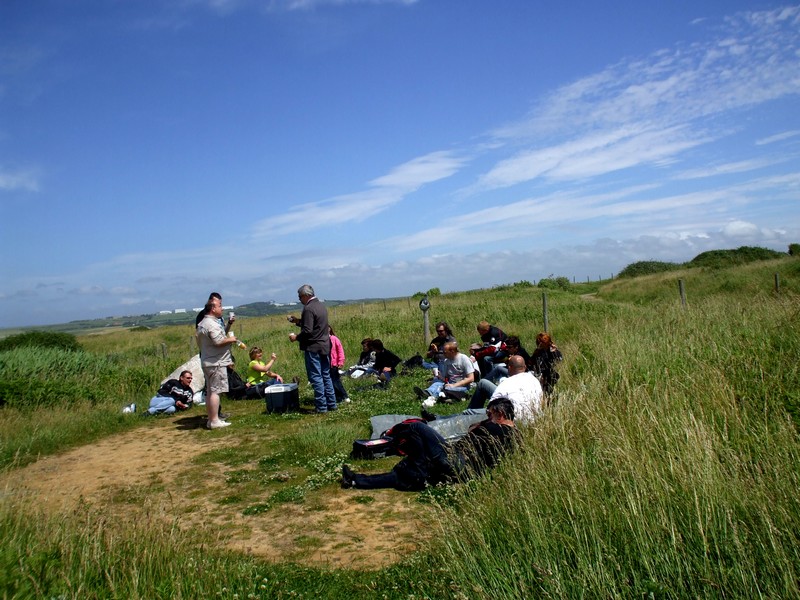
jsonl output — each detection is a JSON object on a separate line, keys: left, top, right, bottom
{"left": 0, "top": 167, "right": 41, "bottom": 192}
{"left": 675, "top": 157, "right": 779, "bottom": 180}
{"left": 478, "top": 5, "right": 800, "bottom": 191}
{"left": 252, "top": 150, "right": 467, "bottom": 236}
{"left": 756, "top": 130, "right": 800, "bottom": 145}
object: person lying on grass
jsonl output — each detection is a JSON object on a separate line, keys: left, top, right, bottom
{"left": 148, "top": 370, "right": 194, "bottom": 415}
{"left": 341, "top": 397, "right": 520, "bottom": 491}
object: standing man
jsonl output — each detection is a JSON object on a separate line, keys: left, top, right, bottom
{"left": 196, "top": 297, "right": 238, "bottom": 429}
{"left": 288, "top": 284, "right": 337, "bottom": 413}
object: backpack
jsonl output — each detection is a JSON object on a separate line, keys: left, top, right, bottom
{"left": 226, "top": 367, "right": 249, "bottom": 400}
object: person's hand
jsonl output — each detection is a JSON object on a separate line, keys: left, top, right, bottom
{"left": 276, "top": 375, "right": 284, "bottom": 383}
{"left": 289, "top": 333, "right": 297, "bottom": 342}
{"left": 287, "top": 315, "right": 298, "bottom": 324}
{"left": 271, "top": 352, "right": 277, "bottom": 360}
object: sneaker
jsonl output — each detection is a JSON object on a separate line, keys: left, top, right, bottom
{"left": 413, "top": 386, "right": 429, "bottom": 400}
{"left": 206, "top": 420, "right": 231, "bottom": 429}
{"left": 421, "top": 409, "right": 437, "bottom": 422}
{"left": 344, "top": 397, "right": 351, "bottom": 403}
{"left": 341, "top": 465, "right": 357, "bottom": 489}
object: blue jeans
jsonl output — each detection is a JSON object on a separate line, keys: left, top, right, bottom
{"left": 304, "top": 351, "right": 337, "bottom": 412}
{"left": 148, "top": 395, "right": 176, "bottom": 415}
{"left": 467, "top": 379, "right": 497, "bottom": 409}
{"left": 425, "top": 380, "right": 469, "bottom": 400}
{"left": 484, "top": 363, "right": 509, "bottom": 383}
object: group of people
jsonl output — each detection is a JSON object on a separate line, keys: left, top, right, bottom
{"left": 341, "top": 320, "right": 562, "bottom": 492}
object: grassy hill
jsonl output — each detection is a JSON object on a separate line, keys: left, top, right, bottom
{"left": 1, "top": 256, "right": 799, "bottom": 598}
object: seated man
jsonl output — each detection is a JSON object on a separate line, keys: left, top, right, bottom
{"left": 148, "top": 370, "right": 195, "bottom": 415}
{"left": 413, "top": 341, "right": 475, "bottom": 403}
{"left": 422, "top": 321, "right": 456, "bottom": 379}
{"left": 341, "top": 397, "right": 519, "bottom": 490}
{"left": 426, "top": 355, "right": 543, "bottom": 426}
{"left": 483, "top": 336, "right": 532, "bottom": 383}
{"left": 470, "top": 321, "right": 508, "bottom": 377}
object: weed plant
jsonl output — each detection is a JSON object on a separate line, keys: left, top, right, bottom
{"left": 1, "top": 258, "right": 799, "bottom": 598}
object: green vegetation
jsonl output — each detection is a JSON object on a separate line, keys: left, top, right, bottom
{"left": 617, "top": 260, "right": 681, "bottom": 278}
{"left": 688, "top": 245, "right": 786, "bottom": 268}
{"left": 1, "top": 256, "right": 800, "bottom": 598}
{"left": 0, "top": 331, "right": 81, "bottom": 352}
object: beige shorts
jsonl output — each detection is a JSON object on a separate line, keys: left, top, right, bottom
{"left": 202, "top": 365, "right": 229, "bottom": 395}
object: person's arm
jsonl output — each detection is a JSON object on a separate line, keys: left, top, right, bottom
{"left": 447, "top": 371, "right": 474, "bottom": 388}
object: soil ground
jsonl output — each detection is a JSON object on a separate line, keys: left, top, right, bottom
{"left": 0, "top": 415, "right": 433, "bottom": 570}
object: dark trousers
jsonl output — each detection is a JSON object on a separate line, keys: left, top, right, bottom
{"left": 330, "top": 368, "right": 348, "bottom": 402}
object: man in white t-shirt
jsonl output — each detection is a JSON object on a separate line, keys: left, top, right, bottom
{"left": 466, "top": 355, "right": 543, "bottom": 424}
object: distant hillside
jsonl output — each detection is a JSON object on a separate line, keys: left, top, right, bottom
{"left": 618, "top": 245, "right": 792, "bottom": 278}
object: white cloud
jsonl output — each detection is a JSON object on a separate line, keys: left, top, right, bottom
{"left": 756, "top": 130, "right": 800, "bottom": 145}
{"left": 0, "top": 167, "right": 41, "bottom": 192}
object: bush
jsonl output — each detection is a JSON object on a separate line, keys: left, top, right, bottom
{"left": 0, "top": 331, "right": 81, "bottom": 352}
{"left": 537, "top": 276, "right": 571, "bottom": 291}
{"left": 789, "top": 243, "right": 800, "bottom": 256}
{"left": 689, "top": 246, "right": 784, "bottom": 268}
{"left": 618, "top": 261, "right": 681, "bottom": 278}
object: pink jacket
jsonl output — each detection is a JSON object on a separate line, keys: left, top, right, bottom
{"left": 330, "top": 334, "right": 345, "bottom": 368}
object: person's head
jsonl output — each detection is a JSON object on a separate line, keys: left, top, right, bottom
{"left": 443, "top": 341, "right": 459, "bottom": 359}
{"left": 328, "top": 325, "right": 336, "bottom": 337}
{"left": 297, "top": 284, "right": 315, "bottom": 304}
{"left": 249, "top": 346, "right": 263, "bottom": 360}
{"left": 179, "top": 370, "right": 193, "bottom": 386}
{"left": 477, "top": 321, "right": 490, "bottom": 335}
{"left": 207, "top": 292, "right": 222, "bottom": 302}
{"left": 360, "top": 337, "right": 372, "bottom": 349}
{"left": 487, "top": 397, "right": 515, "bottom": 422}
{"left": 507, "top": 354, "right": 526, "bottom": 375}
{"left": 204, "top": 297, "right": 222, "bottom": 317}
{"left": 505, "top": 336, "right": 520, "bottom": 352}
{"left": 370, "top": 339, "right": 385, "bottom": 352}
{"left": 536, "top": 332, "right": 552, "bottom": 348}
{"left": 435, "top": 321, "right": 452, "bottom": 337}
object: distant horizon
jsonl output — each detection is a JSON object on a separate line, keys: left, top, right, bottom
{"left": 3, "top": 1, "right": 799, "bottom": 329}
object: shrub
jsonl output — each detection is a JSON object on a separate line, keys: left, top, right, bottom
{"left": 537, "top": 276, "right": 571, "bottom": 291}
{"left": 689, "top": 246, "right": 784, "bottom": 268}
{"left": 0, "top": 331, "right": 81, "bottom": 353}
{"left": 617, "top": 260, "right": 681, "bottom": 278}
{"left": 789, "top": 243, "right": 800, "bottom": 256}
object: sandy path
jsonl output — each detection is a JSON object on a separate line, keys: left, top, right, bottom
{"left": 0, "top": 417, "right": 433, "bottom": 570}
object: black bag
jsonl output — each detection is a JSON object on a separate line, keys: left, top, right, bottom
{"left": 226, "top": 367, "right": 248, "bottom": 400}
{"left": 351, "top": 437, "right": 396, "bottom": 459}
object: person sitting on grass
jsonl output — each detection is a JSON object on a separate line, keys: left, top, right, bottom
{"left": 370, "top": 339, "right": 402, "bottom": 389}
{"left": 422, "top": 355, "right": 543, "bottom": 426}
{"left": 422, "top": 321, "right": 456, "bottom": 379}
{"left": 148, "top": 370, "right": 195, "bottom": 415}
{"left": 483, "top": 336, "right": 532, "bottom": 383}
{"left": 341, "top": 397, "right": 519, "bottom": 491}
{"left": 246, "top": 346, "right": 284, "bottom": 388}
{"left": 531, "top": 332, "right": 563, "bottom": 395}
{"left": 413, "top": 341, "right": 475, "bottom": 403}
{"left": 345, "top": 337, "right": 376, "bottom": 378}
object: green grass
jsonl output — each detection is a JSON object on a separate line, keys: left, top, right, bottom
{"left": 1, "top": 256, "right": 799, "bottom": 598}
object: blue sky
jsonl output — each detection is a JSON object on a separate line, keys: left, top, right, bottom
{"left": 1, "top": 0, "right": 799, "bottom": 328}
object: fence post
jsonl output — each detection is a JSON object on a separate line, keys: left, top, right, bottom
{"left": 161, "top": 342, "right": 167, "bottom": 360}
{"left": 542, "top": 292, "right": 549, "bottom": 332}
{"left": 775, "top": 273, "right": 780, "bottom": 294}
{"left": 678, "top": 279, "right": 687, "bottom": 308}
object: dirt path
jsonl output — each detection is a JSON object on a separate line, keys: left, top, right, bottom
{"left": 0, "top": 418, "right": 433, "bottom": 570}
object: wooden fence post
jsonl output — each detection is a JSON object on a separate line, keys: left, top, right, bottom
{"left": 542, "top": 292, "right": 549, "bottom": 332}
{"left": 775, "top": 273, "right": 780, "bottom": 294}
{"left": 678, "top": 279, "right": 687, "bottom": 308}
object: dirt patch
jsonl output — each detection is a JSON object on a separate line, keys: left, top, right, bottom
{"left": 0, "top": 416, "right": 433, "bottom": 570}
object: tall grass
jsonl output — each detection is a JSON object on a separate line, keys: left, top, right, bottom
{"left": 1, "top": 257, "right": 799, "bottom": 598}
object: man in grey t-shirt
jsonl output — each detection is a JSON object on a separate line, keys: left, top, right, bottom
{"left": 415, "top": 342, "right": 475, "bottom": 403}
